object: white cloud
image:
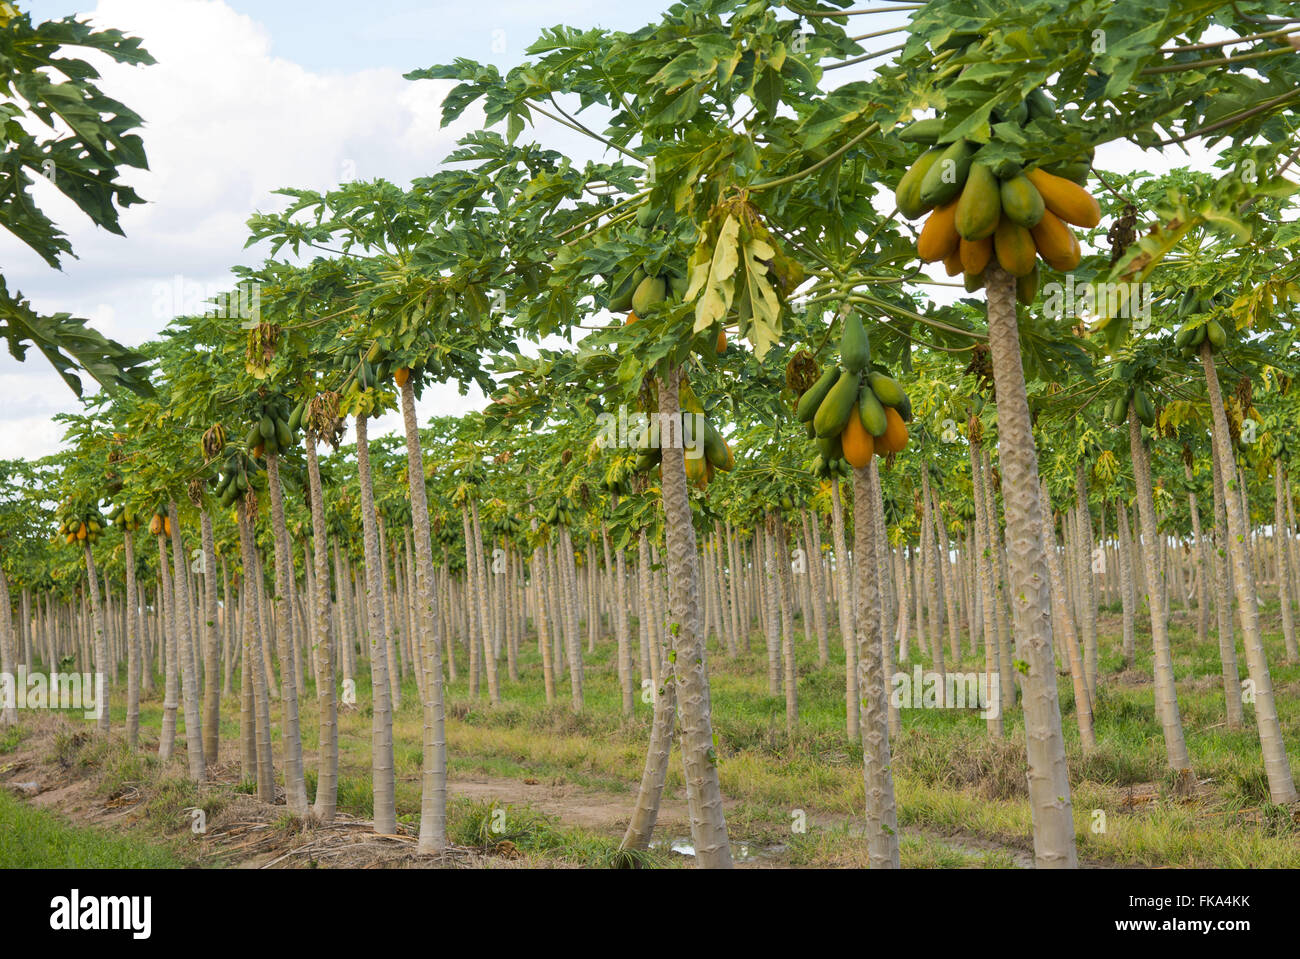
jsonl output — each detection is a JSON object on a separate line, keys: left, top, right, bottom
{"left": 0, "top": 0, "right": 481, "bottom": 459}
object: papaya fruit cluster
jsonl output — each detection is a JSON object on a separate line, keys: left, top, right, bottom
{"left": 1173, "top": 288, "right": 1229, "bottom": 359}
{"left": 106, "top": 502, "right": 140, "bottom": 532}
{"left": 611, "top": 261, "right": 727, "bottom": 354}
{"left": 631, "top": 377, "right": 734, "bottom": 490}
{"left": 146, "top": 505, "right": 173, "bottom": 537}
{"left": 213, "top": 451, "right": 255, "bottom": 509}
{"left": 1106, "top": 364, "right": 1156, "bottom": 428}
{"left": 797, "top": 312, "right": 911, "bottom": 472}
{"left": 56, "top": 509, "right": 106, "bottom": 545}
{"left": 244, "top": 397, "right": 301, "bottom": 460}
{"left": 542, "top": 496, "right": 577, "bottom": 527}
{"left": 895, "top": 95, "right": 1099, "bottom": 299}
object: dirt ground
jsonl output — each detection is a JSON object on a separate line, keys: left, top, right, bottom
{"left": 1, "top": 712, "right": 1056, "bottom": 868}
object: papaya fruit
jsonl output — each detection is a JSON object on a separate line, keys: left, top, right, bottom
{"left": 858, "top": 385, "right": 888, "bottom": 437}
{"left": 896, "top": 392, "right": 913, "bottom": 423}
{"left": 814, "top": 370, "right": 861, "bottom": 439}
{"left": 919, "top": 139, "right": 974, "bottom": 208}
{"left": 877, "top": 407, "right": 909, "bottom": 454}
{"left": 1016, "top": 264, "right": 1039, "bottom": 305}
{"left": 703, "top": 420, "right": 729, "bottom": 470}
{"left": 840, "top": 311, "right": 870, "bottom": 373}
{"left": 867, "top": 372, "right": 906, "bottom": 409}
{"left": 999, "top": 174, "right": 1045, "bottom": 228}
{"left": 817, "top": 432, "right": 844, "bottom": 462}
{"left": 608, "top": 267, "right": 644, "bottom": 313}
{"left": 625, "top": 311, "right": 639, "bottom": 326}
{"left": 684, "top": 453, "right": 709, "bottom": 490}
{"left": 149, "top": 515, "right": 162, "bottom": 536}
{"left": 1025, "top": 88, "right": 1055, "bottom": 120}
{"left": 1025, "top": 168, "right": 1100, "bottom": 228}
{"left": 259, "top": 414, "right": 275, "bottom": 441}
{"left": 1042, "top": 160, "right": 1091, "bottom": 185}
{"left": 275, "top": 417, "right": 292, "bottom": 449}
{"left": 955, "top": 162, "right": 1001, "bottom": 241}
{"left": 942, "top": 250, "right": 963, "bottom": 277}
{"left": 163, "top": 516, "right": 172, "bottom": 538}
{"left": 288, "top": 402, "right": 305, "bottom": 431}
{"left": 631, "top": 275, "right": 668, "bottom": 315}
{"left": 669, "top": 274, "right": 689, "bottom": 300}
{"left": 895, "top": 147, "right": 944, "bottom": 219}
{"left": 1207, "top": 319, "right": 1226, "bottom": 351}
{"left": 964, "top": 271, "right": 985, "bottom": 293}
{"left": 898, "top": 116, "right": 946, "bottom": 144}
{"left": 1133, "top": 388, "right": 1155, "bottom": 427}
{"left": 959, "top": 236, "right": 993, "bottom": 276}
{"left": 993, "top": 217, "right": 1037, "bottom": 277}
{"left": 715, "top": 328, "right": 727, "bottom": 355}
{"left": 245, "top": 424, "right": 261, "bottom": 449}
{"left": 394, "top": 366, "right": 410, "bottom": 388}
{"left": 841, "top": 408, "right": 875, "bottom": 469}
{"left": 796, "top": 366, "right": 839, "bottom": 423}
{"left": 917, "top": 200, "right": 960, "bottom": 262}
{"left": 1030, "top": 210, "right": 1081, "bottom": 272}
{"left": 253, "top": 442, "right": 265, "bottom": 459}
{"left": 1174, "top": 323, "right": 1197, "bottom": 348}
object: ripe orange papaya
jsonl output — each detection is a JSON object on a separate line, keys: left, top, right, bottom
{"left": 685, "top": 453, "right": 709, "bottom": 489}
{"left": 1030, "top": 210, "right": 1081, "bottom": 271}
{"left": 395, "top": 366, "right": 410, "bottom": 387}
{"left": 164, "top": 516, "right": 172, "bottom": 537}
{"left": 716, "top": 328, "right": 727, "bottom": 355}
{"left": 1025, "top": 168, "right": 1100, "bottom": 228}
{"left": 877, "top": 407, "right": 909, "bottom": 454}
{"left": 942, "top": 250, "right": 963, "bottom": 277}
{"left": 959, "top": 236, "right": 992, "bottom": 276}
{"left": 841, "top": 408, "right": 875, "bottom": 468}
{"left": 917, "top": 200, "right": 959, "bottom": 262}
{"left": 993, "top": 217, "right": 1037, "bottom": 277}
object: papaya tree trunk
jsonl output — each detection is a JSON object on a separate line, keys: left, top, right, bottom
{"left": 265, "top": 455, "right": 308, "bottom": 814}
{"left": 237, "top": 501, "right": 274, "bottom": 799}
{"left": 830, "top": 478, "right": 858, "bottom": 739}
{"left": 355, "top": 414, "right": 398, "bottom": 834}
{"left": 83, "top": 541, "right": 110, "bottom": 735}
{"left": 304, "top": 432, "right": 338, "bottom": 821}
{"left": 854, "top": 462, "right": 899, "bottom": 868}
{"left": 123, "top": 531, "right": 140, "bottom": 747}
{"left": 658, "top": 367, "right": 731, "bottom": 868}
{"left": 984, "top": 265, "right": 1076, "bottom": 868}
{"left": 399, "top": 378, "right": 448, "bottom": 854}
{"left": 1201, "top": 344, "right": 1296, "bottom": 802}
{"left": 1128, "top": 413, "right": 1192, "bottom": 773}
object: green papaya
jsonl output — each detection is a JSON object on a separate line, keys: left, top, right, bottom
{"left": 236, "top": 472, "right": 249, "bottom": 492}
{"left": 609, "top": 266, "right": 645, "bottom": 313}
{"left": 1016, "top": 264, "right": 1039, "bottom": 306}
{"left": 899, "top": 116, "right": 946, "bottom": 144}
{"left": 631, "top": 275, "right": 668, "bottom": 315}
{"left": 1206, "top": 319, "right": 1226, "bottom": 351}
{"left": 867, "top": 371, "right": 907, "bottom": 408}
{"left": 703, "top": 420, "right": 730, "bottom": 471}
{"left": 895, "top": 147, "right": 944, "bottom": 219}
{"left": 964, "top": 271, "right": 985, "bottom": 293}
{"left": 1134, "top": 388, "right": 1155, "bottom": 427}
{"left": 840, "top": 311, "right": 870, "bottom": 373}
{"left": 813, "top": 370, "right": 861, "bottom": 438}
{"left": 1174, "top": 323, "right": 1196, "bottom": 348}
{"left": 999, "top": 174, "right": 1045, "bottom": 228}
{"left": 858, "top": 386, "right": 888, "bottom": 437}
{"left": 1042, "top": 160, "right": 1091, "bottom": 185}
{"left": 796, "top": 366, "right": 839, "bottom": 423}
{"left": 275, "top": 417, "right": 292, "bottom": 449}
{"left": 918, "top": 139, "right": 974, "bottom": 208}
{"left": 245, "top": 424, "right": 261, "bottom": 449}
{"left": 955, "top": 162, "right": 1000, "bottom": 241}
{"left": 287, "top": 402, "right": 304, "bottom": 432}
{"left": 896, "top": 392, "right": 913, "bottom": 424}
{"left": 259, "top": 415, "right": 275, "bottom": 441}
{"left": 817, "top": 432, "right": 843, "bottom": 462}
{"left": 1178, "top": 288, "right": 1200, "bottom": 316}
{"left": 1025, "top": 88, "right": 1055, "bottom": 120}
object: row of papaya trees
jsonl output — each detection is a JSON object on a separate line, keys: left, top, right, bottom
{"left": 3, "top": 1, "right": 1300, "bottom": 868}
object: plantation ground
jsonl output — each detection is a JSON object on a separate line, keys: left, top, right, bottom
{"left": 2, "top": 604, "right": 1298, "bottom": 868}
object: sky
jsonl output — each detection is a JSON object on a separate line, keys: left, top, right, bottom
{"left": 1, "top": 1, "right": 1211, "bottom": 462}
{"left": 0, "top": 0, "right": 681, "bottom": 460}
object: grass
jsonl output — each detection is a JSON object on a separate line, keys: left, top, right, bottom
{"left": 9, "top": 595, "right": 1300, "bottom": 868}
{"left": 0, "top": 788, "right": 183, "bottom": 868}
